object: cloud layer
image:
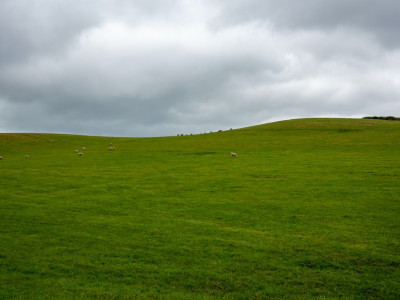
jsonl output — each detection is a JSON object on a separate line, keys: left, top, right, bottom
{"left": 1, "top": 0, "right": 399, "bottom": 136}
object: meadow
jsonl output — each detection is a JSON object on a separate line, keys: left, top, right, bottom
{"left": 0, "top": 118, "right": 399, "bottom": 299}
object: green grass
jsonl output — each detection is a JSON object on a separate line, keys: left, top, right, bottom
{"left": 1, "top": 118, "right": 399, "bottom": 299}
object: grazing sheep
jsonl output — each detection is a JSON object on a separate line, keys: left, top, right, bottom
{"left": 0, "top": 156, "right": 3, "bottom": 160}
{"left": 108, "top": 147, "right": 113, "bottom": 151}
{"left": 75, "top": 149, "right": 79, "bottom": 152}
{"left": 25, "top": 155, "right": 29, "bottom": 159}
{"left": 231, "top": 152, "right": 237, "bottom": 157}
{"left": 218, "top": 130, "right": 222, "bottom": 132}
{"left": 78, "top": 152, "right": 83, "bottom": 156}
{"left": 82, "top": 147, "right": 86, "bottom": 150}
{"left": 109, "top": 143, "right": 112, "bottom": 146}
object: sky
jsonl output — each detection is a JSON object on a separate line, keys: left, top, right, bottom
{"left": 0, "top": 0, "right": 399, "bottom": 137}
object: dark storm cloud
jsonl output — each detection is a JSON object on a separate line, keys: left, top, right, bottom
{"left": 0, "top": 0, "right": 399, "bottom": 136}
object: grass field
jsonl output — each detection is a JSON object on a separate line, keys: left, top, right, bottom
{"left": 1, "top": 118, "right": 399, "bottom": 299}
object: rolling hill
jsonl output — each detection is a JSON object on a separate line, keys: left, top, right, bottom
{"left": 1, "top": 118, "right": 399, "bottom": 298}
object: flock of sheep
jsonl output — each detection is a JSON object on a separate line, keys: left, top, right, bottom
{"left": 0, "top": 139, "right": 117, "bottom": 160}
{"left": 0, "top": 137, "right": 238, "bottom": 160}
{"left": 74, "top": 143, "right": 116, "bottom": 157}
{"left": 177, "top": 128, "right": 233, "bottom": 136}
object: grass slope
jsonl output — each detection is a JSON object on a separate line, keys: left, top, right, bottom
{"left": 1, "top": 118, "right": 399, "bottom": 299}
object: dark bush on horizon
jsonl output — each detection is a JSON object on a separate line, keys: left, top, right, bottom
{"left": 363, "top": 116, "right": 400, "bottom": 121}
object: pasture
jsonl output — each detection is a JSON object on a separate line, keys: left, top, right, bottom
{"left": 1, "top": 118, "right": 399, "bottom": 298}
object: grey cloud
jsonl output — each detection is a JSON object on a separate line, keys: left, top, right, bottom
{"left": 0, "top": 0, "right": 184, "bottom": 65}
{"left": 0, "top": 1, "right": 99, "bottom": 64}
{"left": 0, "top": 0, "right": 399, "bottom": 136}
{"left": 209, "top": 0, "right": 400, "bottom": 48}
{"left": 0, "top": 50, "right": 276, "bottom": 136}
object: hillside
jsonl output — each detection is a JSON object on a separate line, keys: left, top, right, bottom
{"left": 1, "top": 118, "right": 399, "bottom": 298}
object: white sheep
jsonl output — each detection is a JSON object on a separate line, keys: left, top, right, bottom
{"left": 78, "top": 152, "right": 83, "bottom": 156}
{"left": 82, "top": 147, "right": 86, "bottom": 150}
{"left": 25, "top": 155, "right": 29, "bottom": 159}
{"left": 109, "top": 143, "right": 113, "bottom": 146}
{"left": 0, "top": 156, "right": 3, "bottom": 160}
{"left": 75, "top": 149, "right": 79, "bottom": 152}
{"left": 231, "top": 152, "right": 237, "bottom": 157}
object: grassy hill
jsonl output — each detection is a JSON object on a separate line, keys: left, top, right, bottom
{"left": 1, "top": 118, "right": 399, "bottom": 299}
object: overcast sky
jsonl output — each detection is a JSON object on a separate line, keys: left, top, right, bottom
{"left": 1, "top": 0, "right": 399, "bottom": 136}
